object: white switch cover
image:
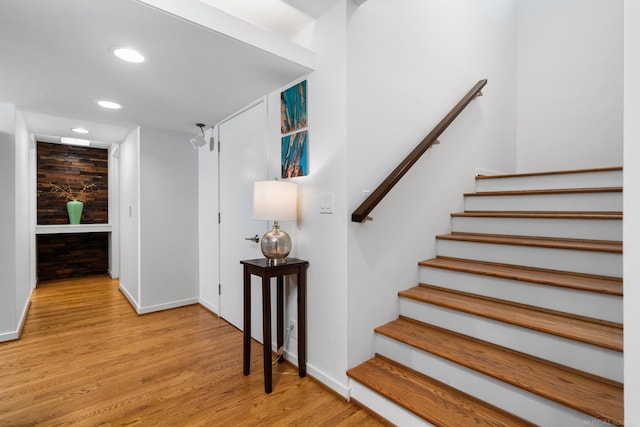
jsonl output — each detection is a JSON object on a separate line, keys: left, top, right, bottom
{"left": 319, "top": 192, "right": 334, "bottom": 214}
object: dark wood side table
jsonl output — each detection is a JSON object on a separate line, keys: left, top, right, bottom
{"left": 240, "top": 258, "right": 309, "bottom": 394}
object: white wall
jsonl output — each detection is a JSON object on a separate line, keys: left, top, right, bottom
{"left": 516, "top": 0, "right": 623, "bottom": 172}
{"left": 119, "top": 127, "right": 141, "bottom": 307}
{"left": 346, "top": 0, "right": 517, "bottom": 368}
{"left": 0, "top": 103, "right": 17, "bottom": 339}
{"left": 198, "top": 127, "right": 219, "bottom": 313}
{"left": 263, "top": 0, "right": 351, "bottom": 394}
{"left": 14, "top": 110, "right": 32, "bottom": 328}
{"left": 624, "top": 0, "right": 640, "bottom": 422}
{"left": 139, "top": 126, "right": 199, "bottom": 311}
{"left": 0, "top": 104, "right": 32, "bottom": 342}
{"left": 108, "top": 144, "right": 120, "bottom": 279}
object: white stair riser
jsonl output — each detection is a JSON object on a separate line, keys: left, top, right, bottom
{"left": 475, "top": 170, "right": 623, "bottom": 192}
{"left": 375, "top": 336, "right": 601, "bottom": 426}
{"left": 349, "top": 381, "right": 433, "bottom": 427}
{"left": 399, "top": 299, "right": 623, "bottom": 382}
{"left": 436, "top": 239, "right": 622, "bottom": 278}
{"left": 419, "top": 267, "right": 622, "bottom": 323}
{"left": 451, "top": 216, "right": 622, "bottom": 241}
{"left": 464, "top": 192, "right": 622, "bottom": 212}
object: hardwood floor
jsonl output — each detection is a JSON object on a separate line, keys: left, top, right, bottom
{"left": 0, "top": 275, "right": 386, "bottom": 426}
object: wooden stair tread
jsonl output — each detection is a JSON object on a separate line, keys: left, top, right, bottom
{"left": 419, "top": 257, "right": 623, "bottom": 296}
{"left": 464, "top": 187, "right": 622, "bottom": 197}
{"left": 399, "top": 284, "right": 622, "bottom": 351}
{"left": 436, "top": 232, "right": 622, "bottom": 254}
{"left": 347, "top": 354, "right": 536, "bottom": 427}
{"left": 451, "top": 211, "right": 622, "bottom": 220}
{"left": 475, "top": 166, "right": 622, "bottom": 180}
{"left": 375, "top": 318, "right": 623, "bottom": 425}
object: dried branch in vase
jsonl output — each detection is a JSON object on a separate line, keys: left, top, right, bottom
{"left": 49, "top": 181, "right": 98, "bottom": 203}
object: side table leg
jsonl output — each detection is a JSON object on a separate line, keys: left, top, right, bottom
{"left": 243, "top": 267, "right": 251, "bottom": 376}
{"left": 277, "top": 275, "right": 284, "bottom": 363}
{"left": 262, "top": 275, "right": 272, "bottom": 393}
{"left": 298, "top": 266, "right": 307, "bottom": 377}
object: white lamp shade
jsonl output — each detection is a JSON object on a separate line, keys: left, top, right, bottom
{"left": 253, "top": 181, "right": 297, "bottom": 221}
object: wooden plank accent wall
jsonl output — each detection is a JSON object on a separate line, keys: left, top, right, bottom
{"left": 37, "top": 233, "right": 109, "bottom": 281}
{"left": 36, "top": 142, "right": 110, "bottom": 281}
{"left": 37, "top": 142, "right": 108, "bottom": 225}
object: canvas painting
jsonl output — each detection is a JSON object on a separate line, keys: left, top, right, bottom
{"left": 281, "top": 130, "right": 308, "bottom": 178}
{"left": 281, "top": 80, "right": 307, "bottom": 133}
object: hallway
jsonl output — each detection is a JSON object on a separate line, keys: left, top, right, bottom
{"left": 0, "top": 275, "right": 384, "bottom": 426}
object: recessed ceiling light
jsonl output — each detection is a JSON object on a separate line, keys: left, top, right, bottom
{"left": 112, "top": 47, "right": 145, "bottom": 63}
{"left": 60, "top": 137, "right": 91, "bottom": 147}
{"left": 97, "top": 100, "right": 123, "bottom": 110}
{"left": 71, "top": 127, "right": 89, "bottom": 134}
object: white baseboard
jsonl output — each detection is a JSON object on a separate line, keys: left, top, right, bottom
{"left": 306, "top": 362, "right": 351, "bottom": 398}
{"left": 199, "top": 298, "right": 219, "bottom": 316}
{"left": 119, "top": 282, "right": 141, "bottom": 313}
{"left": 137, "top": 297, "right": 199, "bottom": 314}
{"left": 0, "top": 291, "right": 33, "bottom": 343}
{"left": 0, "top": 330, "right": 19, "bottom": 342}
{"left": 119, "top": 283, "right": 198, "bottom": 314}
{"left": 280, "top": 346, "right": 351, "bottom": 398}
{"left": 17, "top": 293, "right": 31, "bottom": 337}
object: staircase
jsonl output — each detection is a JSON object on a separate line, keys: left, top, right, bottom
{"left": 347, "top": 167, "right": 623, "bottom": 426}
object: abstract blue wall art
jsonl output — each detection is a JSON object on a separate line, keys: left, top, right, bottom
{"left": 281, "top": 130, "right": 308, "bottom": 178}
{"left": 281, "top": 80, "right": 307, "bottom": 133}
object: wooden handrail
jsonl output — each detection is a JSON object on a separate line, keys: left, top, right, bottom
{"left": 351, "top": 79, "right": 488, "bottom": 223}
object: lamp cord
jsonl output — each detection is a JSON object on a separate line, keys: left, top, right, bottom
{"left": 272, "top": 323, "right": 295, "bottom": 366}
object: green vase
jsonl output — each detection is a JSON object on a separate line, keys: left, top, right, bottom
{"left": 67, "top": 200, "right": 84, "bottom": 224}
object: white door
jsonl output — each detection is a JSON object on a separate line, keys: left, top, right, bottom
{"left": 219, "top": 101, "right": 268, "bottom": 341}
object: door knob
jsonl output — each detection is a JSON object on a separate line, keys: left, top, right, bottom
{"left": 244, "top": 235, "right": 260, "bottom": 243}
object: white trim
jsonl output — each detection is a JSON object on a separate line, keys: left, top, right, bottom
{"left": 35, "top": 224, "right": 112, "bottom": 234}
{"left": 17, "top": 291, "right": 31, "bottom": 338}
{"left": 119, "top": 282, "right": 141, "bottom": 313}
{"left": 0, "top": 331, "right": 19, "bottom": 342}
{"left": 282, "top": 347, "right": 351, "bottom": 398}
{"left": 305, "top": 362, "right": 351, "bottom": 398}
{"left": 199, "top": 298, "right": 219, "bottom": 316}
{"left": 350, "top": 380, "right": 430, "bottom": 427}
{"left": 137, "top": 298, "right": 199, "bottom": 315}
{"left": 0, "top": 291, "right": 32, "bottom": 342}
{"left": 119, "top": 283, "right": 198, "bottom": 314}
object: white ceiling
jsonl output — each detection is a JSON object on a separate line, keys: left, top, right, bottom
{"left": 0, "top": 0, "right": 339, "bottom": 145}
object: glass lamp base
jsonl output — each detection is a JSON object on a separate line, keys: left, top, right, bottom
{"left": 260, "top": 222, "right": 291, "bottom": 263}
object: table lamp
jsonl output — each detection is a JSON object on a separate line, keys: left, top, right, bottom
{"left": 253, "top": 180, "right": 298, "bottom": 265}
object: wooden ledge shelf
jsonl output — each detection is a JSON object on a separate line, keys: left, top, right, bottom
{"left": 35, "top": 224, "right": 112, "bottom": 234}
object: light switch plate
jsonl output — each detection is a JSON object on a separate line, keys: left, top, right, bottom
{"left": 319, "top": 192, "right": 334, "bottom": 214}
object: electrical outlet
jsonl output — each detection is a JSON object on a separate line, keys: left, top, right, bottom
{"left": 289, "top": 319, "right": 297, "bottom": 340}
